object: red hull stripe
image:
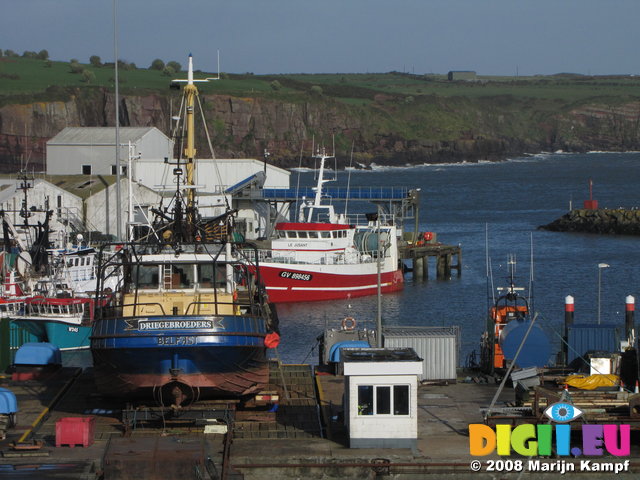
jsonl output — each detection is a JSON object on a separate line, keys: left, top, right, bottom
{"left": 260, "top": 267, "right": 404, "bottom": 303}
{"left": 276, "top": 222, "right": 352, "bottom": 231}
{"left": 267, "top": 282, "right": 395, "bottom": 292}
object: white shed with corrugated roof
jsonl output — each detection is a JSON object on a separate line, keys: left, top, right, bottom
{"left": 46, "top": 127, "right": 173, "bottom": 176}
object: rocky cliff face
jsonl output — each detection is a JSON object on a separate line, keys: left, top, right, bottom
{"left": 2, "top": 88, "right": 640, "bottom": 172}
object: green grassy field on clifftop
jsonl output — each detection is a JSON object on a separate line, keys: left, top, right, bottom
{"left": 2, "top": 56, "right": 640, "bottom": 104}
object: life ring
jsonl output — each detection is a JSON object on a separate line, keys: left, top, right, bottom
{"left": 423, "top": 232, "right": 433, "bottom": 241}
{"left": 342, "top": 316, "right": 356, "bottom": 330}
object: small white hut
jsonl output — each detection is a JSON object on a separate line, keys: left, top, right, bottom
{"left": 343, "top": 348, "right": 423, "bottom": 449}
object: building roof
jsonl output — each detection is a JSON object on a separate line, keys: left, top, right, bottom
{"left": 342, "top": 348, "right": 422, "bottom": 363}
{"left": 0, "top": 174, "right": 115, "bottom": 201}
{"left": 47, "top": 127, "right": 163, "bottom": 146}
{"left": 47, "top": 175, "right": 116, "bottom": 199}
{"left": 0, "top": 176, "right": 87, "bottom": 204}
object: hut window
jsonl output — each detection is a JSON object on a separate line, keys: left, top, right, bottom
{"left": 357, "top": 385, "right": 409, "bottom": 416}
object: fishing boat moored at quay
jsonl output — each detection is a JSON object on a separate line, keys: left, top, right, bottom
{"left": 249, "top": 151, "right": 404, "bottom": 303}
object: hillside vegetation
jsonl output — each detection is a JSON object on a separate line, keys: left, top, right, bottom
{"left": 2, "top": 55, "right": 640, "bottom": 170}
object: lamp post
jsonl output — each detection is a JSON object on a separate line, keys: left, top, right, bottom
{"left": 597, "top": 263, "right": 610, "bottom": 324}
{"left": 113, "top": 0, "right": 121, "bottom": 240}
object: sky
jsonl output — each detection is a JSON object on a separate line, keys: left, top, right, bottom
{"left": 1, "top": 0, "right": 639, "bottom": 76}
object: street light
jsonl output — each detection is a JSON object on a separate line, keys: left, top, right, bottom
{"left": 597, "top": 263, "right": 610, "bottom": 324}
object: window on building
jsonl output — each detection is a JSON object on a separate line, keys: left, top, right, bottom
{"left": 394, "top": 385, "right": 410, "bottom": 415}
{"left": 82, "top": 165, "right": 92, "bottom": 175}
{"left": 357, "top": 384, "right": 409, "bottom": 416}
{"left": 111, "top": 165, "right": 128, "bottom": 175}
{"left": 133, "top": 206, "right": 149, "bottom": 224}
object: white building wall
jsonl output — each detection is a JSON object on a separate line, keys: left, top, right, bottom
{"left": 46, "top": 128, "right": 174, "bottom": 176}
{"left": 0, "top": 180, "right": 83, "bottom": 248}
{"left": 131, "top": 158, "right": 290, "bottom": 193}
{"left": 130, "top": 158, "right": 291, "bottom": 240}
{"left": 346, "top": 374, "right": 419, "bottom": 443}
{"left": 85, "top": 178, "right": 162, "bottom": 238}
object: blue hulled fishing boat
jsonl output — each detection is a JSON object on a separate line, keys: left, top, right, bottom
{"left": 91, "top": 241, "right": 279, "bottom": 404}
{"left": 90, "top": 55, "right": 280, "bottom": 406}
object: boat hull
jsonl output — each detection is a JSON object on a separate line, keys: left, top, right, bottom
{"left": 257, "top": 264, "right": 404, "bottom": 303}
{"left": 12, "top": 318, "right": 91, "bottom": 351}
{"left": 91, "top": 314, "right": 269, "bottom": 400}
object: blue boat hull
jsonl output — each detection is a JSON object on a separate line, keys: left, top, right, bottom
{"left": 91, "top": 314, "right": 270, "bottom": 401}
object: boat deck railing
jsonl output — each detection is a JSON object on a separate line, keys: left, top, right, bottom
{"left": 244, "top": 249, "right": 381, "bottom": 266}
{"left": 24, "top": 298, "right": 88, "bottom": 319}
{"left": 110, "top": 297, "right": 260, "bottom": 318}
{"left": 0, "top": 300, "right": 24, "bottom": 318}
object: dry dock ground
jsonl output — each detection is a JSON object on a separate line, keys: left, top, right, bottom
{"left": 0, "top": 365, "right": 638, "bottom": 479}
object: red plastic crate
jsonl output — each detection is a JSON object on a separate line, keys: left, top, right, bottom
{"left": 55, "top": 417, "right": 95, "bottom": 448}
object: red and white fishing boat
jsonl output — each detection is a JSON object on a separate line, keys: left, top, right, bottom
{"left": 252, "top": 151, "right": 404, "bottom": 303}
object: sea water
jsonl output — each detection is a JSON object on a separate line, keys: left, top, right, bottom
{"left": 275, "top": 152, "right": 640, "bottom": 365}
{"left": 63, "top": 152, "right": 640, "bottom": 368}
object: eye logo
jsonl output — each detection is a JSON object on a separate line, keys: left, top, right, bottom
{"left": 543, "top": 402, "right": 583, "bottom": 423}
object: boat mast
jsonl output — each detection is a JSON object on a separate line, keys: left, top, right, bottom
{"left": 304, "top": 149, "right": 336, "bottom": 223}
{"left": 183, "top": 54, "right": 198, "bottom": 225}
{"left": 312, "top": 149, "right": 328, "bottom": 209}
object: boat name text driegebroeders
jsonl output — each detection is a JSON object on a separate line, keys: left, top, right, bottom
{"left": 138, "top": 319, "right": 223, "bottom": 330}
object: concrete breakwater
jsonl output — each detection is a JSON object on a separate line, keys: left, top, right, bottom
{"left": 540, "top": 208, "right": 640, "bottom": 235}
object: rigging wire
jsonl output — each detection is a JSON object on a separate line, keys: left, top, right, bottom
{"left": 196, "top": 94, "right": 229, "bottom": 210}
